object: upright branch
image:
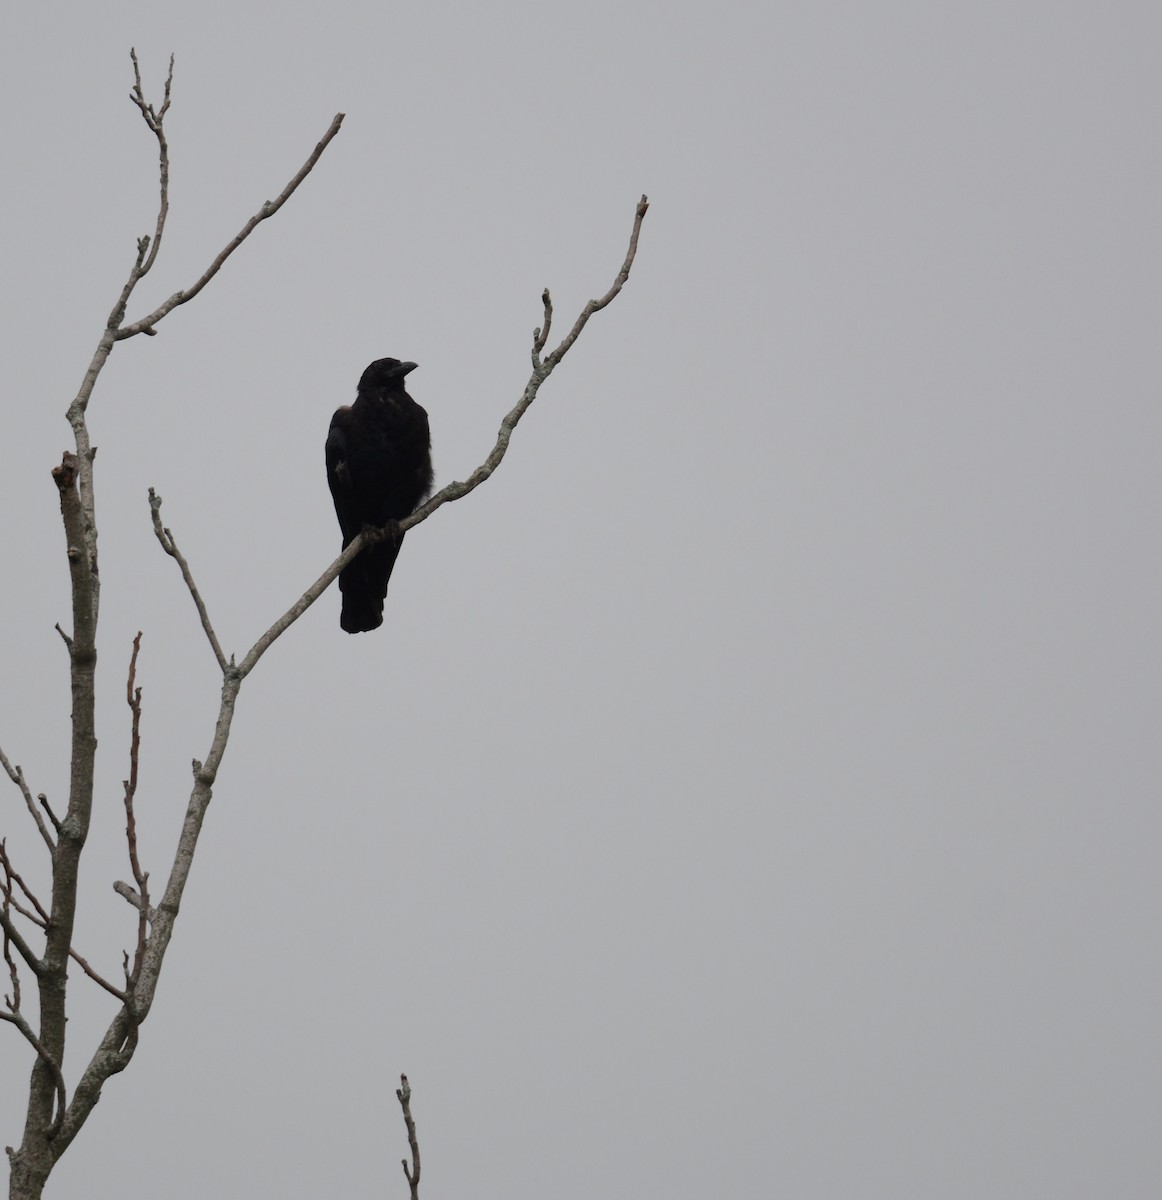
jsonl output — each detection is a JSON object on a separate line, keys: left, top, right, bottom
{"left": 121, "top": 634, "right": 149, "bottom": 991}
{"left": 396, "top": 1075, "right": 421, "bottom": 1200}
{"left": 128, "top": 49, "right": 173, "bottom": 278}
{"left": 2, "top": 853, "right": 21, "bottom": 1010}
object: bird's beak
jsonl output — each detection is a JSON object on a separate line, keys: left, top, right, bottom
{"left": 394, "top": 361, "right": 419, "bottom": 378}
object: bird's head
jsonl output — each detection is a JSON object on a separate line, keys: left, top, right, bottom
{"left": 358, "top": 358, "right": 418, "bottom": 392}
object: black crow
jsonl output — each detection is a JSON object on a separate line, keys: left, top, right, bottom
{"left": 326, "top": 358, "right": 433, "bottom": 633}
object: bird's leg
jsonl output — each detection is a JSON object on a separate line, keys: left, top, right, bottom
{"left": 362, "top": 519, "right": 402, "bottom": 546}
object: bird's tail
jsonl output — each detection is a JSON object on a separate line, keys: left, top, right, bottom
{"left": 339, "top": 536, "right": 404, "bottom": 634}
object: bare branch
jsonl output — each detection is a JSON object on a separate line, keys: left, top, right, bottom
{"left": 0, "top": 1006, "right": 67, "bottom": 1138}
{"left": 71, "top": 949, "right": 130, "bottom": 1004}
{"left": 396, "top": 1074, "right": 421, "bottom": 1200}
{"left": 0, "top": 913, "right": 40, "bottom": 979}
{"left": 2, "top": 846, "right": 28, "bottom": 1015}
{"left": 404, "top": 194, "right": 649, "bottom": 519}
{"left": 122, "top": 633, "right": 150, "bottom": 987}
{"left": 0, "top": 843, "right": 49, "bottom": 926}
{"left": 0, "top": 843, "right": 125, "bottom": 1003}
{"left": 0, "top": 916, "right": 40, "bottom": 984}
{"left": 0, "top": 748, "right": 54, "bottom": 853}
{"left": 38, "top": 794, "right": 62, "bottom": 834}
{"left": 2, "top": 891, "right": 48, "bottom": 932}
{"left": 532, "top": 287, "right": 553, "bottom": 359}
{"left": 116, "top": 112, "right": 346, "bottom": 340}
{"left": 149, "top": 490, "right": 229, "bottom": 672}
{"left": 112, "top": 881, "right": 154, "bottom": 920}
{"left": 236, "top": 538, "right": 368, "bottom": 677}
{"left": 3, "top": 893, "right": 20, "bottom": 1014}
{"left": 544, "top": 194, "right": 648, "bottom": 367}
{"left": 128, "top": 49, "right": 174, "bottom": 278}
{"left": 0, "top": 847, "right": 43, "bottom": 977}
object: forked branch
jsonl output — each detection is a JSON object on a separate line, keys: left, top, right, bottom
{"left": 128, "top": 49, "right": 174, "bottom": 278}
{"left": 116, "top": 112, "right": 345, "bottom": 340}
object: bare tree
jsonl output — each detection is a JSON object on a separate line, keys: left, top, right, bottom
{"left": 1, "top": 53, "right": 646, "bottom": 1200}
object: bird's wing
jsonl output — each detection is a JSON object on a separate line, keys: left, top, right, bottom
{"left": 325, "top": 407, "right": 360, "bottom": 543}
{"left": 402, "top": 400, "right": 434, "bottom": 503}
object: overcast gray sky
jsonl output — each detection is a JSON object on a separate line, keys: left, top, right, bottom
{"left": 2, "top": 2, "right": 1160, "bottom": 1197}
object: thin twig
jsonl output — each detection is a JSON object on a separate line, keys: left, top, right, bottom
{"left": 148, "top": 491, "right": 228, "bottom": 672}
{"left": 0, "top": 844, "right": 44, "bottom": 977}
{"left": 128, "top": 50, "right": 173, "bottom": 277}
{"left": 38, "top": 794, "right": 62, "bottom": 834}
{"left": 0, "top": 843, "right": 49, "bottom": 924}
{"left": 544, "top": 194, "right": 649, "bottom": 369}
{"left": 0, "top": 844, "right": 127, "bottom": 1002}
{"left": 532, "top": 287, "right": 553, "bottom": 359}
{"left": 397, "top": 1074, "right": 421, "bottom": 1200}
{"left": 405, "top": 193, "right": 649, "bottom": 518}
{"left": 2, "top": 891, "right": 48, "bottom": 931}
{"left": 2, "top": 856, "right": 22, "bottom": 1011}
{"left": 0, "top": 747, "right": 54, "bottom": 852}
{"left": 122, "top": 633, "right": 150, "bottom": 988}
{"left": 116, "top": 112, "right": 346, "bottom": 340}
{"left": 68, "top": 948, "right": 129, "bottom": 1004}
{"left": 0, "top": 915, "right": 39, "bottom": 977}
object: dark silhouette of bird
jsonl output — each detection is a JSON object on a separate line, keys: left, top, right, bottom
{"left": 326, "top": 358, "right": 433, "bottom": 633}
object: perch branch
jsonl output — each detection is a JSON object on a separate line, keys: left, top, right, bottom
{"left": 226, "top": 193, "right": 649, "bottom": 679}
